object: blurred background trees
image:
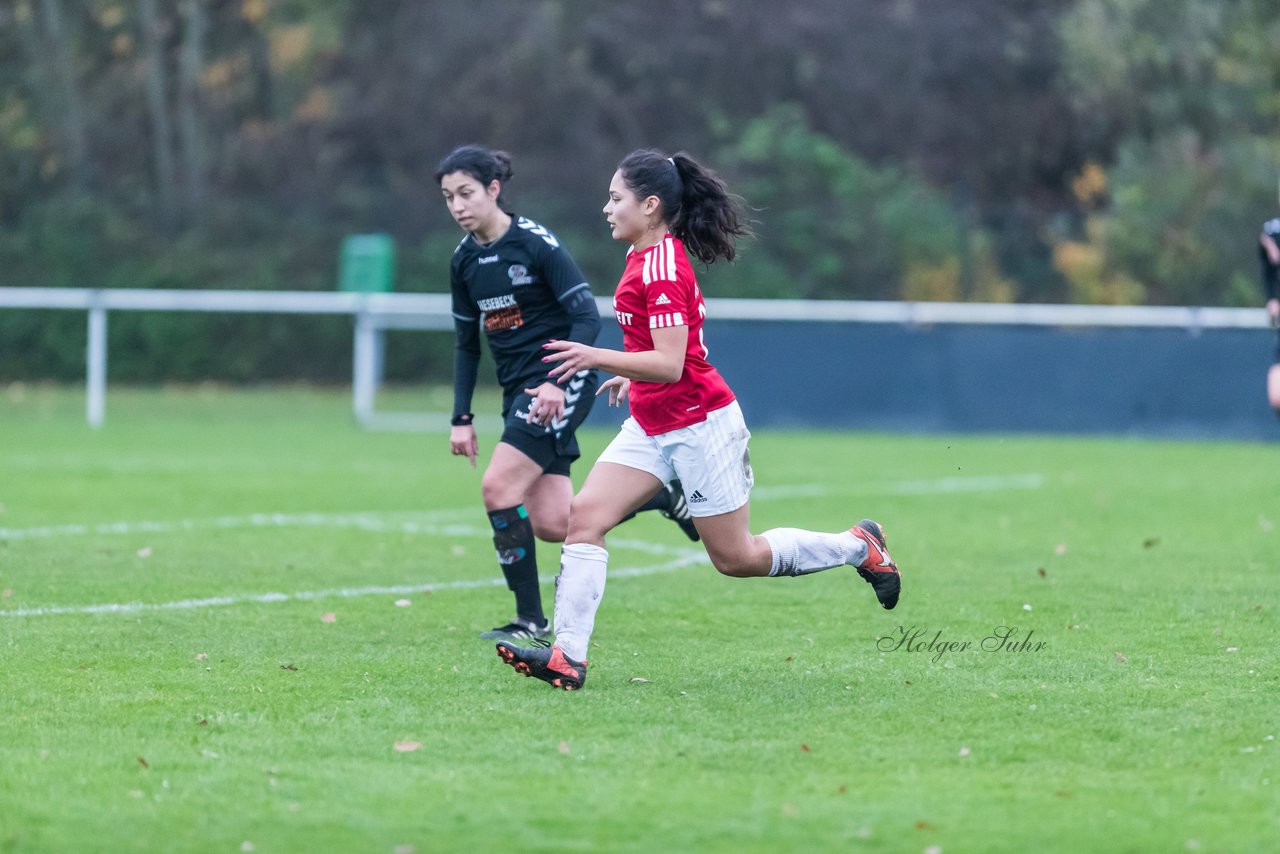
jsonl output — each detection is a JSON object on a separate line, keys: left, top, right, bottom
{"left": 1, "top": 0, "right": 1279, "bottom": 378}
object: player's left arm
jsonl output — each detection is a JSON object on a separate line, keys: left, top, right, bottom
{"left": 524, "top": 239, "right": 602, "bottom": 423}
{"left": 541, "top": 239, "right": 602, "bottom": 347}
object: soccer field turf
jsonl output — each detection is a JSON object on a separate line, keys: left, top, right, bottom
{"left": 1, "top": 386, "right": 1276, "bottom": 853}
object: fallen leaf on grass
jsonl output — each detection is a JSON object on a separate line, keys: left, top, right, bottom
{"left": 320, "top": 612, "right": 336, "bottom": 623}
{"left": 195, "top": 652, "right": 207, "bottom": 661}
{"left": 279, "top": 662, "right": 297, "bottom": 671}
{"left": 136, "top": 547, "right": 152, "bottom": 558}
{"left": 1037, "top": 568, "right": 1047, "bottom": 578}
{"left": 800, "top": 744, "right": 810, "bottom": 753}
{"left": 628, "top": 677, "right": 651, "bottom": 684}
{"left": 915, "top": 820, "right": 934, "bottom": 831}
{"left": 2, "top": 589, "right": 12, "bottom": 598}
{"left": 958, "top": 747, "right": 971, "bottom": 757}
{"left": 1114, "top": 652, "right": 1128, "bottom": 663}
{"left": 240, "top": 843, "right": 255, "bottom": 853}
{"left": 1225, "top": 647, "right": 1239, "bottom": 653}
{"left": 1142, "top": 537, "right": 1160, "bottom": 548}
{"left": 137, "top": 756, "right": 149, "bottom": 769}
{"left": 925, "top": 846, "right": 944, "bottom": 854}
{"left": 1054, "top": 544, "right": 1067, "bottom": 556}
{"left": 394, "top": 599, "right": 411, "bottom": 607}
{"left": 558, "top": 741, "right": 570, "bottom": 755}
{"left": 393, "top": 741, "right": 421, "bottom": 753}
{"left": 1054, "top": 790, "right": 1071, "bottom": 798}
{"left": 838, "top": 785, "right": 847, "bottom": 794}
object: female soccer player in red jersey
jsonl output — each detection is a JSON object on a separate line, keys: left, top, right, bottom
{"left": 496, "top": 149, "right": 902, "bottom": 690}
{"left": 438, "top": 144, "right": 697, "bottom": 644}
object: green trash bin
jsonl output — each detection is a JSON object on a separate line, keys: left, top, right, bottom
{"left": 339, "top": 233, "right": 396, "bottom": 292}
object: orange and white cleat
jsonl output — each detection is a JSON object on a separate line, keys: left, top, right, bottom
{"left": 496, "top": 642, "right": 587, "bottom": 691}
{"left": 849, "top": 519, "right": 901, "bottom": 610}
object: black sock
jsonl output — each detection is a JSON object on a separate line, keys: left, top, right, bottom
{"left": 488, "top": 505, "right": 543, "bottom": 624}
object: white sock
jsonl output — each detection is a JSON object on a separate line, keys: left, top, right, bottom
{"left": 762, "top": 528, "right": 866, "bottom": 577}
{"left": 552, "top": 542, "right": 608, "bottom": 661}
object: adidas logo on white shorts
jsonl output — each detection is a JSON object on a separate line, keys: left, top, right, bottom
{"left": 688, "top": 489, "right": 708, "bottom": 503}
{"left": 654, "top": 293, "right": 672, "bottom": 305}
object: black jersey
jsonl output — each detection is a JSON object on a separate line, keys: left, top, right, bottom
{"left": 451, "top": 216, "right": 601, "bottom": 417}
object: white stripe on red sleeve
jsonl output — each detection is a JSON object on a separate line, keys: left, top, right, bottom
{"left": 649, "top": 312, "right": 684, "bottom": 329}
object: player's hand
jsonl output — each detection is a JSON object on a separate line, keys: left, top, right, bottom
{"left": 523, "top": 382, "right": 566, "bottom": 426}
{"left": 597, "top": 376, "right": 630, "bottom": 407}
{"left": 449, "top": 424, "right": 478, "bottom": 469}
{"left": 1268, "top": 299, "right": 1280, "bottom": 328}
{"left": 542, "top": 339, "right": 598, "bottom": 383}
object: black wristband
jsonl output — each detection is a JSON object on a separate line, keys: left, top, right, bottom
{"left": 450, "top": 413, "right": 474, "bottom": 427}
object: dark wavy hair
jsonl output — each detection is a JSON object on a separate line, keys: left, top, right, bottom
{"left": 434, "top": 144, "right": 514, "bottom": 212}
{"left": 617, "top": 149, "right": 751, "bottom": 264}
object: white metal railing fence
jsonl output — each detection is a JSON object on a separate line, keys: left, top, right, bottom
{"left": 0, "top": 286, "right": 1267, "bottom": 428}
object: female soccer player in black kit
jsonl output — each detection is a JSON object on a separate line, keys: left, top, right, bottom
{"left": 437, "top": 145, "right": 696, "bottom": 642}
{"left": 1258, "top": 217, "right": 1280, "bottom": 414}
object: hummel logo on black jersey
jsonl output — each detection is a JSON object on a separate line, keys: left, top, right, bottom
{"left": 689, "top": 490, "right": 708, "bottom": 503}
{"left": 477, "top": 254, "right": 499, "bottom": 264}
{"left": 654, "top": 293, "right": 672, "bottom": 306}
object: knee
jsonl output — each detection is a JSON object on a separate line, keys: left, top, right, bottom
{"left": 708, "top": 552, "right": 757, "bottom": 578}
{"left": 531, "top": 512, "right": 568, "bottom": 543}
{"left": 565, "top": 495, "right": 611, "bottom": 543}
{"left": 480, "top": 473, "right": 519, "bottom": 510}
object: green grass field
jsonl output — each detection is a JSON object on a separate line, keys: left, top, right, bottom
{"left": 1, "top": 385, "right": 1276, "bottom": 853}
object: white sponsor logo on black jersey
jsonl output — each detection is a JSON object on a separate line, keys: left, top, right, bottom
{"left": 477, "top": 254, "right": 500, "bottom": 264}
{"left": 477, "top": 294, "right": 517, "bottom": 311}
{"left": 508, "top": 264, "right": 532, "bottom": 285}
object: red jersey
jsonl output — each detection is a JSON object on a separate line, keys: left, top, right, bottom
{"left": 612, "top": 235, "right": 736, "bottom": 435}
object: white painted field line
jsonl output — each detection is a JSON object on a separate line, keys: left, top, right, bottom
{"left": 0, "top": 545, "right": 709, "bottom": 619}
{"left": 0, "top": 474, "right": 1043, "bottom": 543}
{"left": 0, "top": 509, "right": 478, "bottom": 542}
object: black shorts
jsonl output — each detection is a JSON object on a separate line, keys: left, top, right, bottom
{"left": 499, "top": 370, "right": 600, "bottom": 477}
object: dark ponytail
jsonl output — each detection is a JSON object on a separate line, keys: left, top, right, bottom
{"left": 617, "top": 149, "right": 751, "bottom": 264}
{"left": 434, "top": 144, "right": 515, "bottom": 212}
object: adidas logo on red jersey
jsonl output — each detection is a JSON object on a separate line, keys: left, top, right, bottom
{"left": 654, "top": 293, "right": 672, "bottom": 306}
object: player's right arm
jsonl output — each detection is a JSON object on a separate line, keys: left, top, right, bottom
{"left": 450, "top": 258, "right": 481, "bottom": 468}
{"left": 1261, "top": 231, "right": 1280, "bottom": 267}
